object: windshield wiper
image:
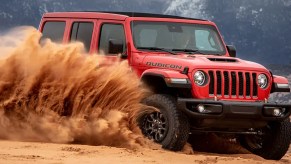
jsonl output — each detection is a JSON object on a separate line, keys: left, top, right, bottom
{"left": 136, "top": 47, "right": 177, "bottom": 55}
{"left": 171, "top": 48, "right": 204, "bottom": 55}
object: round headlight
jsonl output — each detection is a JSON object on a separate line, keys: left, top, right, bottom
{"left": 257, "top": 74, "right": 268, "bottom": 89}
{"left": 194, "top": 71, "right": 206, "bottom": 86}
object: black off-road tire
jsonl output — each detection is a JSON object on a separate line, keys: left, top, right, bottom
{"left": 239, "top": 118, "right": 291, "bottom": 160}
{"left": 140, "top": 94, "right": 190, "bottom": 151}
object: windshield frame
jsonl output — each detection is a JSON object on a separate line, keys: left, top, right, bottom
{"left": 130, "top": 20, "right": 227, "bottom": 55}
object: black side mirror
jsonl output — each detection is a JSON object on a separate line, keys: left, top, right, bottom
{"left": 108, "top": 39, "right": 124, "bottom": 54}
{"left": 226, "top": 45, "right": 236, "bottom": 57}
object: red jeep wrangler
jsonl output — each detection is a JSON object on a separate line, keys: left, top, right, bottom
{"left": 39, "top": 12, "right": 291, "bottom": 160}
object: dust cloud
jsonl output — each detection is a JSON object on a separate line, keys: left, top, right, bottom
{"left": 0, "top": 27, "right": 151, "bottom": 149}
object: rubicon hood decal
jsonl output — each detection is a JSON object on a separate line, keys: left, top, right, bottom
{"left": 146, "top": 62, "right": 183, "bottom": 69}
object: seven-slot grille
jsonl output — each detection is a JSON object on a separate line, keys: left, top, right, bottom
{"left": 208, "top": 70, "right": 258, "bottom": 98}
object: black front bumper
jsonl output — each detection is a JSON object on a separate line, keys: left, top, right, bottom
{"left": 178, "top": 98, "right": 291, "bottom": 121}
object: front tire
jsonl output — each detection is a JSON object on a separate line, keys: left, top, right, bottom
{"left": 139, "top": 94, "right": 189, "bottom": 151}
{"left": 239, "top": 118, "right": 291, "bottom": 160}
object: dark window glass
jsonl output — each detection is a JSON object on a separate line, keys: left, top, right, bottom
{"left": 42, "top": 21, "right": 65, "bottom": 42}
{"left": 70, "top": 22, "right": 94, "bottom": 51}
{"left": 99, "top": 24, "right": 126, "bottom": 55}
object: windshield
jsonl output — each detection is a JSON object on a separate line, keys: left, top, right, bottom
{"left": 131, "top": 21, "right": 226, "bottom": 55}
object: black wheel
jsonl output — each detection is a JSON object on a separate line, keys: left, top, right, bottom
{"left": 142, "top": 111, "right": 168, "bottom": 142}
{"left": 239, "top": 118, "right": 291, "bottom": 160}
{"left": 139, "top": 94, "right": 189, "bottom": 151}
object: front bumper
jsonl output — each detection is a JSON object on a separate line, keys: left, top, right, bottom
{"left": 178, "top": 98, "right": 291, "bottom": 121}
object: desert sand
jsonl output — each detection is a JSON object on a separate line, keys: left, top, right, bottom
{"left": 0, "top": 140, "right": 290, "bottom": 164}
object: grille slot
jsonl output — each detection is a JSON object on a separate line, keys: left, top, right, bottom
{"left": 208, "top": 70, "right": 258, "bottom": 99}
{"left": 252, "top": 73, "right": 257, "bottom": 96}
{"left": 238, "top": 72, "right": 243, "bottom": 96}
{"left": 216, "top": 71, "right": 222, "bottom": 95}
{"left": 231, "top": 72, "right": 236, "bottom": 96}
{"left": 246, "top": 73, "right": 250, "bottom": 96}
{"left": 223, "top": 71, "right": 229, "bottom": 96}
{"left": 209, "top": 71, "right": 214, "bottom": 95}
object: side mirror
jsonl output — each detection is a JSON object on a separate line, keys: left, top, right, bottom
{"left": 108, "top": 39, "right": 124, "bottom": 54}
{"left": 226, "top": 45, "right": 236, "bottom": 57}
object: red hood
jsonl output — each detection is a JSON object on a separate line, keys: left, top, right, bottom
{"left": 142, "top": 54, "right": 268, "bottom": 73}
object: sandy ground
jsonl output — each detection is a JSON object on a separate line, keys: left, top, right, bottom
{"left": 0, "top": 140, "right": 290, "bottom": 164}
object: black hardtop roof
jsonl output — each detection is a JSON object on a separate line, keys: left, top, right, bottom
{"left": 73, "top": 11, "right": 207, "bottom": 21}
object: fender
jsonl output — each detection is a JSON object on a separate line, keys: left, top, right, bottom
{"left": 141, "top": 69, "right": 192, "bottom": 88}
{"left": 271, "top": 75, "right": 290, "bottom": 93}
